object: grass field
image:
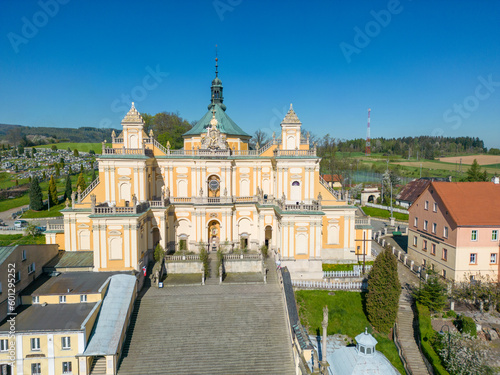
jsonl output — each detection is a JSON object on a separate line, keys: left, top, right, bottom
{"left": 361, "top": 206, "right": 409, "bottom": 221}
{"left": 0, "top": 233, "right": 45, "bottom": 246}
{"left": 22, "top": 203, "right": 65, "bottom": 218}
{"left": 37, "top": 142, "right": 103, "bottom": 154}
{"left": 295, "top": 290, "right": 405, "bottom": 374}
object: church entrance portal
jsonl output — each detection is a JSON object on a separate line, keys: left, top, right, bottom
{"left": 265, "top": 226, "right": 272, "bottom": 248}
{"left": 208, "top": 220, "right": 220, "bottom": 251}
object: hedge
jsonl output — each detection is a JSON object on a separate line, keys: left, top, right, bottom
{"left": 416, "top": 302, "right": 450, "bottom": 375}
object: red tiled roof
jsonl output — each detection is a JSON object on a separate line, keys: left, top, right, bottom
{"left": 430, "top": 181, "right": 500, "bottom": 226}
{"left": 321, "top": 174, "right": 342, "bottom": 182}
{"left": 397, "top": 179, "right": 430, "bottom": 203}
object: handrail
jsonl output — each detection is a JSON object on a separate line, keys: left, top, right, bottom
{"left": 319, "top": 175, "right": 342, "bottom": 200}
{"left": 81, "top": 177, "right": 99, "bottom": 200}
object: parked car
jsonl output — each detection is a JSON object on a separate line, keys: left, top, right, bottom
{"left": 35, "top": 226, "right": 47, "bottom": 232}
{"left": 14, "top": 220, "right": 28, "bottom": 229}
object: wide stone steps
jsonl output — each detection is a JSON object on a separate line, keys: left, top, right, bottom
{"left": 118, "top": 267, "right": 294, "bottom": 375}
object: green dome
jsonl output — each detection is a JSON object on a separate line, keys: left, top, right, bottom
{"left": 183, "top": 104, "right": 250, "bottom": 138}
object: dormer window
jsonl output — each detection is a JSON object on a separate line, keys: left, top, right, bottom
{"left": 355, "top": 328, "right": 377, "bottom": 357}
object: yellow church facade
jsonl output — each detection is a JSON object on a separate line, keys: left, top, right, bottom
{"left": 45, "top": 71, "right": 371, "bottom": 278}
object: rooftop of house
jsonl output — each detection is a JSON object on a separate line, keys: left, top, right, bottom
{"left": 322, "top": 174, "right": 342, "bottom": 183}
{"left": 428, "top": 181, "right": 500, "bottom": 226}
{"left": 0, "top": 246, "right": 17, "bottom": 265}
{"left": 396, "top": 179, "right": 431, "bottom": 203}
{"left": 0, "top": 302, "right": 96, "bottom": 332}
{"left": 22, "top": 271, "right": 126, "bottom": 297}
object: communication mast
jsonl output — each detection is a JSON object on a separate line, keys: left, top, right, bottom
{"left": 365, "top": 108, "right": 371, "bottom": 156}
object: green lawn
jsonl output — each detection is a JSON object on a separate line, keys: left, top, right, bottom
{"left": 0, "top": 233, "right": 45, "bottom": 246}
{"left": 22, "top": 202, "right": 65, "bottom": 218}
{"left": 295, "top": 290, "right": 405, "bottom": 374}
{"left": 361, "top": 206, "right": 409, "bottom": 221}
{"left": 322, "top": 261, "right": 374, "bottom": 272}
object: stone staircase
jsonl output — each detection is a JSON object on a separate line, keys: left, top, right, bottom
{"left": 89, "top": 356, "right": 106, "bottom": 375}
{"left": 117, "top": 259, "right": 294, "bottom": 374}
{"left": 397, "top": 263, "right": 430, "bottom": 375}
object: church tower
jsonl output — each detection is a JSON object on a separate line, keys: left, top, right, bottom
{"left": 280, "top": 103, "right": 303, "bottom": 150}
{"left": 120, "top": 102, "right": 147, "bottom": 149}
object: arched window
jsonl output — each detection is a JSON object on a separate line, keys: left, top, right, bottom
{"left": 78, "top": 230, "right": 90, "bottom": 250}
{"left": 296, "top": 233, "right": 308, "bottom": 255}
{"left": 109, "top": 237, "right": 122, "bottom": 260}
{"left": 240, "top": 179, "right": 250, "bottom": 196}
{"left": 291, "top": 181, "right": 301, "bottom": 202}
{"left": 177, "top": 180, "right": 188, "bottom": 196}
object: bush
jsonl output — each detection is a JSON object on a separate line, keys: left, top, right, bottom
{"left": 454, "top": 315, "right": 477, "bottom": 337}
{"left": 153, "top": 244, "right": 165, "bottom": 263}
{"left": 443, "top": 310, "right": 457, "bottom": 319}
{"left": 416, "top": 303, "right": 450, "bottom": 375}
{"left": 260, "top": 245, "right": 269, "bottom": 259}
{"left": 199, "top": 247, "right": 209, "bottom": 279}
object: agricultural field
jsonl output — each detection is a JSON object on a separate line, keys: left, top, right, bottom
{"left": 37, "top": 142, "right": 103, "bottom": 154}
{"left": 438, "top": 154, "right": 500, "bottom": 165}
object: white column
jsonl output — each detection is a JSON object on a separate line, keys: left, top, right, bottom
{"left": 289, "top": 223, "right": 294, "bottom": 258}
{"left": 110, "top": 167, "right": 116, "bottom": 204}
{"left": 201, "top": 211, "right": 207, "bottom": 242}
{"left": 283, "top": 223, "right": 289, "bottom": 258}
{"left": 124, "top": 225, "right": 131, "bottom": 268}
{"left": 71, "top": 218, "right": 77, "bottom": 251}
{"left": 253, "top": 167, "right": 257, "bottom": 195}
{"left": 104, "top": 167, "right": 110, "bottom": 202}
{"left": 278, "top": 167, "right": 282, "bottom": 197}
{"left": 100, "top": 225, "right": 107, "bottom": 269}
{"left": 310, "top": 167, "right": 315, "bottom": 199}
{"left": 134, "top": 167, "right": 139, "bottom": 200}
{"left": 169, "top": 165, "right": 174, "bottom": 192}
{"left": 93, "top": 224, "right": 100, "bottom": 270}
{"left": 139, "top": 167, "right": 145, "bottom": 202}
{"left": 232, "top": 167, "right": 236, "bottom": 196}
{"left": 220, "top": 167, "right": 226, "bottom": 195}
{"left": 305, "top": 167, "right": 310, "bottom": 200}
{"left": 316, "top": 221, "right": 322, "bottom": 258}
{"left": 284, "top": 167, "right": 289, "bottom": 199}
{"left": 131, "top": 225, "right": 138, "bottom": 270}
{"left": 192, "top": 166, "right": 197, "bottom": 196}
{"left": 64, "top": 218, "right": 71, "bottom": 251}
{"left": 201, "top": 166, "right": 207, "bottom": 197}
{"left": 309, "top": 223, "right": 315, "bottom": 258}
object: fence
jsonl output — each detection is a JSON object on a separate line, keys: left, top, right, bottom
{"left": 364, "top": 202, "right": 409, "bottom": 215}
{"left": 292, "top": 280, "right": 367, "bottom": 291}
{"left": 323, "top": 265, "right": 372, "bottom": 278}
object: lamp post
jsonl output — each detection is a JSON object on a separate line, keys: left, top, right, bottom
{"left": 440, "top": 324, "right": 451, "bottom": 364}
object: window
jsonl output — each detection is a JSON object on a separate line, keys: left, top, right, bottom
{"left": 424, "top": 220, "right": 428, "bottom": 231}
{"left": 493, "top": 230, "right": 498, "bottom": 241}
{"left": 431, "top": 244, "right": 436, "bottom": 256}
{"left": 15, "top": 271, "right": 21, "bottom": 283}
{"left": 471, "top": 230, "right": 478, "bottom": 241}
{"left": 414, "top": 217, "right": 418, "bottom": 227}
{"left": 442, "top": 269, "right": 447, "bottom": 278}
{"left": 22, "top": 249, "right": 27, "bottom": 261}
{"left": 424, "top": 201, "right": 429, "bottom": 210}
{"left": 61, "top": 337, "right": 71, "bottom": 350}
{"left": 413, "top": 236, "right": 418, "bottom": 246}
{"left": 423, "top": 240, "right": 427, "bottom": 251}
{"left": 491, "top": 253, "right": 497, "bottom": 264}
{"left": 31, "top": 363, "right": 41, "bottom": 375}
{"left": 433, "top": 202, "right": 438, "bottom": 212}
{"left": 432, "top": 223, "right": 437, "bottom": 234}
{"left": 80, "top": 294, "right": 87, "bottom": 302}
{"left": 470, "top": 253, "right": 477, "bottom": 264}
{"left": 444, "top": 226, "right": 449, "bottom": 238}
{"left": 0, "top": 281, "right": 2, "bottom": 294}
{"left": 63, "top": 361, "right": 72, "bottom": 374}
{"left": 31, "top": 337, "right": 40, "bottom": 351}
{"left": 59, "top": 295, "right": 66, "bottom": 303}
{"left": 442, "top": 248, "right": 448, "bottom": 261}
{"left": 0, "top": 339, "right": 8, "bottom": 351}
{"left": 32, "top": 296, "right": 39, "bottom": 304}
{"left": 28, "top": 262, "right": 35, "bottom": 274}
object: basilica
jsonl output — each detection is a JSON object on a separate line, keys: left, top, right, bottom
{"left": 45, "top": 64, "right": 371, "bottom": 278}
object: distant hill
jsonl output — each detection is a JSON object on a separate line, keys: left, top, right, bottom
{"left": 0, "top": 123, "right": 120, "bottom": 145}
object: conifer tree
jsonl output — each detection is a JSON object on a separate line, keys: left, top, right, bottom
{"left": 42, "top": 171, "right": 46, "bottom": 180}
{"left": 64, "top": 174, "right": 72, "bottom": 200}
{"left": 366, "top": 249, "right": 401, "bottom": 332}
{"left": 414, "top": 273, "right": 447, "bottom": 312}
{"left": 465, "top": 159, "right": 488, "bottom": 182}
{"left": 29, "top": 176, "right": 43, "bottom": 211}
{"left": 48, "top": 175, "right": 58, "bottom": 207}
{"left": 76, "top": 172, "right": 86, "bottom": 192}
{"left": 55, "top": 164, "right": 60, "bottom": 177}
{"left": 91, "top": 168, "right": 96, "bottom": 181}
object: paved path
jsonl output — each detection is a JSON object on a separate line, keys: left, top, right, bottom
{"left": 117, "top": 259, "right": 294, "bottom": 374}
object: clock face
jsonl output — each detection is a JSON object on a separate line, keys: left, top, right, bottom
{"left": 209, "top": 179, "right": 220, "bottom": 191}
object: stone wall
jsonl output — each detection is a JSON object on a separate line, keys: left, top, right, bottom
{"left": 224, "top": 259, "right": 262, "bottom": 273}
{"left": 166, "top": 261, "right": 203, "bottom": 274}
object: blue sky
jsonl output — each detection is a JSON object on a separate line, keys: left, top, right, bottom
{"left": 1, "top": 0, "right": 499, "bottom": 148}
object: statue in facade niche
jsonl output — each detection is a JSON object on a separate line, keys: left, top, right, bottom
{"left": 223, "top": 188, "right": 227, "bottom": 197}
{"left": 317, "top": 192, "right": 323, "bottom": 205}
{"left": 199, "top": 187, "right": 203, "bottom": 197}
{"left": 132, "top": 194, "right": 137, "bottom": 207}
{"left": 71, "top": 191, "right": 76, "bottom": 207}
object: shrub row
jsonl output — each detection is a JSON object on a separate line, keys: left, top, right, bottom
{"left": 416, "top": 302, "right": 450, "bottom": 375}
